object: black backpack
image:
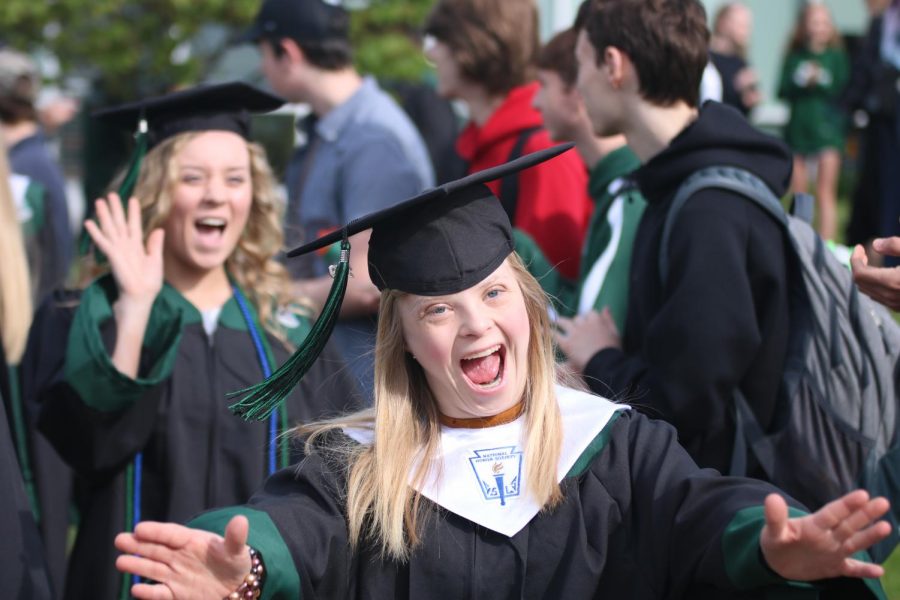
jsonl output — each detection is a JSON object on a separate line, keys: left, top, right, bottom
{"left": 661, "top": 166, "right": 900, "bottom": 561}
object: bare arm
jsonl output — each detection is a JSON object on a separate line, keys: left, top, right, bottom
{"left": 83, "top": 194, "right": 164, "bottom": 378}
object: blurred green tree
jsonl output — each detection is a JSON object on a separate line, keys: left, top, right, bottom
{"left": 1, "top": 0, "right": 258, "bottom": 100}
{"left": 350, "top": 0, "right": 433, "bottom": 84}
{"left": 1, "top": 0, "right": 437, "bottom": 199}
{"left": 0, "top": 0, "right": 434, "bottom": 100}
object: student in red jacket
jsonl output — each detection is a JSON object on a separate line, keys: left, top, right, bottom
{"left": 423, "top": 0, "right": 593, "bottom": 279}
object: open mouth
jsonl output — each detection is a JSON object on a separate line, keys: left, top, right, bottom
{"left": 195, "top": 217, "right": 227, "bottom": 238}
{"left": 460, "top": 344, "right": 505, "bottom": 390}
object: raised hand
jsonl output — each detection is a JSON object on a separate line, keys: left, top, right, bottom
{"left": 115, "top": 515, "right": 251, "bottom": 600}
{"left": 84, "top": 193, "right": 165, "bottom": 307}
{"left": 851, "top": 238, "right": 900, "bottom": 312}
{"left": 85, "top": 194, "right": 166, "bottom": 377}
{"left": 760, "top": 491, "right": 891, "bottom": 581}
{"left": 554, "top": 308, "right": 621, "bottom": 374}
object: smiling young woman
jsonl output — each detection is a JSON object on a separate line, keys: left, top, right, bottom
{"left": 26, "top": 82, "right": 361, "bottom": 600}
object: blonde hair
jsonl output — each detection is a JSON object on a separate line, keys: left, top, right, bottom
{"left": 299, "top": 252, "right": 563, "bottom": 560}
{"left": 82, "top": 132, "right": 294, "bottom": 338}
{"left": 0, "top": 133, "right": 34, "bottom": 362}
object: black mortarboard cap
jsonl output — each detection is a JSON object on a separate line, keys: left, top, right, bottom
{"left": 240, "top": 0, "right": 349, "bottom": 44}
{"left": 230, "top": 143, "right": 575, "bottom": 421}
{"left": 93, "top": 81, "right": 285, "bottom": 149}
{"left": 287, "top": 144, "right": 575, "bottom": 294}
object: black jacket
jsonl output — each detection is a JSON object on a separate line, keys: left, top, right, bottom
{"left": 584, "top": 102, "right": 793, "bottom": 475}
{"left": 0, "top": 334, "right": 53, "bottom": 600}
{"left": 32, "top": 280, "right": 362, "bottom": 600}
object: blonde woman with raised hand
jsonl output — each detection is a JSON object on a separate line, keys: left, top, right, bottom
{"left": 29, "top": 82, "right": 360, "bottom": 600}
{"left": 116, "top": 147, "right": 891, "bottom": 600}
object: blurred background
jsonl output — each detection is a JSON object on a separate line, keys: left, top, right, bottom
{"left": 0, "top": 0, "right": 876, "bottom": 241}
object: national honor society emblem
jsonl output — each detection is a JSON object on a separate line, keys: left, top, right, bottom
{"left": 468, "top": 446, "right": 523, "bottom": 506}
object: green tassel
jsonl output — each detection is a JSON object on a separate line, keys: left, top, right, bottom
{"left": 230, "top": 237, "right": 352, "bottom": 421}
{"left": 79, "top": 117, "right": 149, "bottom": 257}
{"left": 116, "top": 118, "right": 149, "bottom": 202}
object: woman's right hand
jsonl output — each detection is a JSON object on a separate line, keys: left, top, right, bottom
{"left": 115, "top": 515, "right": 252, "bottom": 600}
{"left": 84, "top": 193, "right": 165, "bottom": 307}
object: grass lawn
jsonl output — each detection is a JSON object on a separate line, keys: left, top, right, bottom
{"left": 884, "top": 549, "right": 900, "bottom": 598}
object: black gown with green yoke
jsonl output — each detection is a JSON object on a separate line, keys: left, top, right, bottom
{"left": 194, "top": 389, "right": 885, "bottom": 600}
{"left": 32, "top": 275, "right": 362, "bottom": 600}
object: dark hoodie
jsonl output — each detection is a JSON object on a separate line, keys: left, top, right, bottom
{"left": 584, "top": 102, "right": 793, "bottom": 475}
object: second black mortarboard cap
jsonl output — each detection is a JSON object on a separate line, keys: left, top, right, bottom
{"left": 230, "top": 143, "right": 575, "bottom": 420}
{"left": 94, "top": 81, "right": 285, "bottom": 149}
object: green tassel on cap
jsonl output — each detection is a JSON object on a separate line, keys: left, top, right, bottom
{"left": 230, "top": 236, "right": 352, "bottom": 421}
{"left": 78, "top": 116, "right": 149, "bottom": 257}
{"left": 116, "top": 116, "right": 149, "bottom": 202}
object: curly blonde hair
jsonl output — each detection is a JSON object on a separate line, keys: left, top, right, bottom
{"left": 83, "top": 131, "right": 295, "bottom": 338}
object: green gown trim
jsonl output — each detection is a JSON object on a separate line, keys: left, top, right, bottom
{"left": 190, "top": 506, "right": 302, "bottom": 600}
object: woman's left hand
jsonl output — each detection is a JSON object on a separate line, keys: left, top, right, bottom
{"left": 115, "top": 516, "right": 252, "bottom": 599}
{"left": 851, "top": 239, "right": 900, "bottom": 311}
{"left": 760, "top": 490, "right": 891, "bottom": 581}
{"left": 554, "top": 308, "right": 621, "bottom": 373}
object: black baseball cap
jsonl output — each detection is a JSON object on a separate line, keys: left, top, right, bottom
{"left": 241, "top": 0, "right": 349, "bottom": 44}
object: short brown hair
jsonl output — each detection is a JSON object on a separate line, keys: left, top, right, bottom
{"left": 424, "top": 0, "right": 538, "bottom": 96}
{"left": 583, "top": 0, "right": 709, "bottom": 107}
{"left": 263, "top": 36, "right": 354, "bottom": 71}
{"left": 537, "top": 28, "right": 579, "bottom": 89}
{"left": 0, "top": 49, "right": 39, "bottom": 124}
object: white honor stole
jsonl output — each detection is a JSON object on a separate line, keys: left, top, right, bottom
{"left": 344, "top": 385, "right": 628, "bottom": 537}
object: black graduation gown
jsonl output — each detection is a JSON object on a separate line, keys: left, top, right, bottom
{"left": 17, "top": 290, "right": 79, "bottom": 596}
{"left": 194, "top": 409, "right": 883, "bottom": 600}
{"left": 1, "top": 335, "right": 53, "bottom": 600}
{"left": 35, "top": 276, "right": 362, "bottom": 600}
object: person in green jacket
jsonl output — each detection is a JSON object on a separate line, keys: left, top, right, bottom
{"left": 778, "top": 2, "right": 849, "bottom": 241}
{"left": 527, "top": 24, "right": 646, "bottom": 341}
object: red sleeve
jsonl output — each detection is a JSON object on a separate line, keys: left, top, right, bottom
{"left": 513, "top": 136, "right": 591, "bottom": 279}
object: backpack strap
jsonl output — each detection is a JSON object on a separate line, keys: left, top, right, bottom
{"left": 498, "top": 126, "right": 543, "bottom": 224}
{"left": 730, "top": 389, "right": 781, "bottom": 478}
{"left": 659, "top": 166, "right": 788, "bottom": 290}
{"left": 790, "top": 192, "right": 815, "bottom": 226}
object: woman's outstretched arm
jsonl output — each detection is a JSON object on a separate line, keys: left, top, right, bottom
{"left": 115, "top": 515, "right": 252, "bottom": 600}
{"left": 760, "top": 489, "right": 891, "bottom": 581}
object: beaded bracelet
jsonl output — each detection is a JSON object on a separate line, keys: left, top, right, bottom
{"left": 224, "top": 547, "right": 265, "bottom": 600}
